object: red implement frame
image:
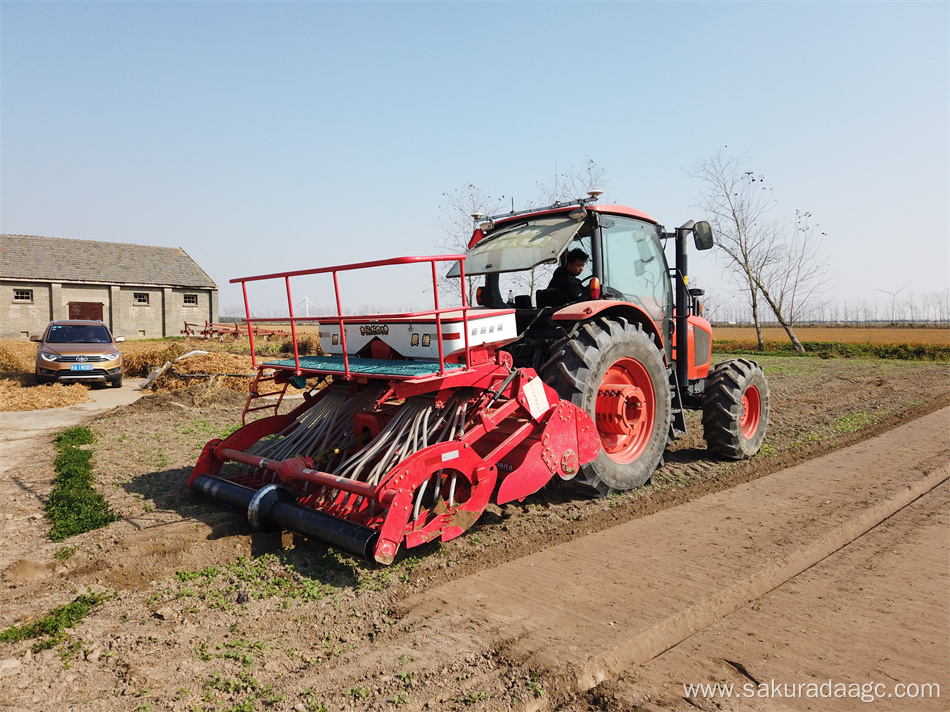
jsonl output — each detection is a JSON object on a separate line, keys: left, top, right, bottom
{"left": 231, "top": 255, "right": 472, "bottom": 381}
{"left": 191, "top": 369, "right": 601, "bottom": 563}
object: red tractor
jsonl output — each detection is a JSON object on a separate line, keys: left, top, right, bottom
{"left": 190, "top": 195, "right": 769, "bottom": 564}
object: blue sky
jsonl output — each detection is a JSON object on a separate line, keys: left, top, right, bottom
{"left": 2, "top": 1, "right": 947, "bottom": 318}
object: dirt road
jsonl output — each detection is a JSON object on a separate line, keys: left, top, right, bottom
{"left": 396, "top": 407, "right": 948, "bottom": 711}
{"left": 612, "top": 480, "right": 948, "bottom": 712}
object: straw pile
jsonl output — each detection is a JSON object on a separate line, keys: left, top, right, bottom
{"left": 0, "top": 342, "right": 90, "bottom": 411}
{"left": 0, "top": 342, "right": 33, "bottom": 373}
{"left": 122, "top": 341, "right": 190, "bottom": 377}
{"left": 151, "top": 352, "right": 257, "bottom": 393}
{"left": 0, "top": 375, "right": 90, "bottom": 412}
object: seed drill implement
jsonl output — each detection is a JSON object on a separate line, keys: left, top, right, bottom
{"left": 190, "top": 196, "right": 770, "bottom": 564}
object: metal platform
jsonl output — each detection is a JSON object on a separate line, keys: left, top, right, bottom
{"left": 263, "top": 355, "right": 466, "bottom": 379}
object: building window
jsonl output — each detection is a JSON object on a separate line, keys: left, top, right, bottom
{"left": 133, "top": 292, "right": 149, "bottom": 305}
{"left": 184, "top": 294, "right": 199, "bottom": 306}
{"left": 13, "top": 289, "right": 33, "bottom": 303}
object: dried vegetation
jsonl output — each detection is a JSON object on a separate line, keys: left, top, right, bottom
{"left": 0, "top": 334, "right": 323, "bottom": 412}
{"left": 0, "top": 343, "right": 91, "bottom": 411}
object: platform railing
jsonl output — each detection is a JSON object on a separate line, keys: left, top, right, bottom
{"left": 231, "top": 255, "right": 471, "bottom": 380}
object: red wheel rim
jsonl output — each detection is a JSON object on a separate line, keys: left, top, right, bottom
{"left": 594, "top": 358, "right": 656, "bottom": 463}
{"left": 739, "top": 385, "right": 761, "bottom": 439}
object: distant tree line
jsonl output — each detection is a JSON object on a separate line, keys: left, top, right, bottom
{"left": 703, "top": 288, "right": 950, "bottom": 326}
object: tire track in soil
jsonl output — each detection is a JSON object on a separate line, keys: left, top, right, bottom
{"left": 392, "top": 406, "right": 949, "bottom": 711}
{"left": 583, "top": 481, "right": 950, "bottom": 712}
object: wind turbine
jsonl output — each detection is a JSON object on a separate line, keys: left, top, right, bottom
{"left": 875, "top": 281, "right": 910, "bottom": 322}
{"left": 295, "top": 293, "right": 316, "bottom": 318}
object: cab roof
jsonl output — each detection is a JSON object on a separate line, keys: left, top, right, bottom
{"left": 469, "top": 203, "right": 658, "bottom": 249}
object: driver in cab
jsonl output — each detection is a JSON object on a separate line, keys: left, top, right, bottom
{"left": 546, "top": 248, "right": 589, "bottom": 304}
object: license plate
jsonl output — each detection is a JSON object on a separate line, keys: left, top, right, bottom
{"left": 70, "top": 364, "right": 94, "bottom": 371}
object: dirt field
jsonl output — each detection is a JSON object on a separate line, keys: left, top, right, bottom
{"left": 0, "top": 354, "right": 947, "bottom": 711}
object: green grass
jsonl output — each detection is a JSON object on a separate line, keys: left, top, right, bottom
{"left": 46, "top": 426, "right": 118, "bottom": 541}
{"left": 0, "top": 593, "right": 108, "bottom": 648}
{"left": 54, "top": 425, "right": 96, "bottom": 448}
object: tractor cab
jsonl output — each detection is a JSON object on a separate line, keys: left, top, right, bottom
{"left": 449, "top": 198, "right": 681, "bottom": 366}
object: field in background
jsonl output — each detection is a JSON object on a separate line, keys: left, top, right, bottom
{"left": 711, "top": 326, "right": 949, "bottom": 361}
{"left": 713, "top": 326, "right": 949, "bottom": 346}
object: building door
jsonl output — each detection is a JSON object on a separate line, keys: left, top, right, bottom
{"left": 68, "top": 302, "right": 104, "bottom": 321}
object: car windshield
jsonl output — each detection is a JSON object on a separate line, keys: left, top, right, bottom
{"left": 446, "top": 215, "right": 585, "bottom": 277}
{"left": 46, "top": 325, "right": 112, "bottom": 344}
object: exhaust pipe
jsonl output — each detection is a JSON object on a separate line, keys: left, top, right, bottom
{"left": 191, "top": 475, "right": 379, "bottom": 561}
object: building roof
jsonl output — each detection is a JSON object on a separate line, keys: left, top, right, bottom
{"left": 0, "top": 234, "right": 217, "bottom": 289}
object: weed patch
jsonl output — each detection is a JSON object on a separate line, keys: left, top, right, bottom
{"left": 161, "top": 554, "right": 348, "bottom": 612}
{"left": 0, "top": 593, "right": 108, "bottom": 648}
{"left": 46, "top": 426, "right": 118, "bottom": 541}
{"left": 54, "top": 425, "right": 95, "bottom": 448}
{"left": 834, "top": 411, "right": 873, "bottom": 433}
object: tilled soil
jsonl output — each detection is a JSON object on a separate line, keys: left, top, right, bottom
{"left": 0, "top": 355, "right": 947, "bottom": 711}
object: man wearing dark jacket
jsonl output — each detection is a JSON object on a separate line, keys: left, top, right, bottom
{"left": 546, "top": 248, "right": 589, "bottom": 304}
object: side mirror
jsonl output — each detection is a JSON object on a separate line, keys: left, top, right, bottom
{"left": 693, "top": 221, "right": 714, "bottom": 250}
{"left": 115, "top": 336, "right": 126, "bottom": 343}
{"left": 29, "top": 334, "right": 41, "bottom": 342}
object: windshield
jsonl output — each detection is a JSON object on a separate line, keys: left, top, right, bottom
{"left": 46, "top": 325, "right": 113, "bottom": 344}
{"left": 447, "top": 215, "right": 585, "bottom": 277}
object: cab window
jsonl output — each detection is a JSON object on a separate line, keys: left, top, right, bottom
{"left": 601, "top": 216, "right": 671, "bottom": 323}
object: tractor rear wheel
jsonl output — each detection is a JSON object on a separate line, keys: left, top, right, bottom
{"left": 702, "top": 358, "right": 770, "bottom": 459}
{"left": 540, "top": 317, "right": 671, "bottom": 497}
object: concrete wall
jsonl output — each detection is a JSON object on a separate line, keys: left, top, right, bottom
{"left": 2, "top": 281, "right": 52, "bottom": 338}
{"left": 110, "top": 286, "right": 165, "bottom": 338}
{"left": 166, "top": 287, "right": 216, "bottom": 338}
{"left": 0, "top": 281, "right": 218, "bottom": 339}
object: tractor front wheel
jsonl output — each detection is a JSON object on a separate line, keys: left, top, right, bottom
{"left": 702, "top": 358, "right": 770, "bottom": 459}
{"left": 541, "top": 317, "right": 671, "bottom": 497}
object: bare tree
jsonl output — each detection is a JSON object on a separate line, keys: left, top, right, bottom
{"left": 535, "top": 157, "right": 610, "bottom": 205}
{"left": 438, "top": 160, "right": 610, "bottom": 305}
{"left": 753, "top": 209, "right": 831, "bottom": 349}
{"left": 692, "top": 150, "right": 777, "bottom": 350}
{"left": 436, "top": 184, "right": 506, "bottom": 306}
{"left": 692, "top": 150, "right": 831, "bottom": 353}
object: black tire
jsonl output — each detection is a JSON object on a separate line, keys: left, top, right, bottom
{"left": 34, "top": 374, "right": 53, "bottom": 385}
{"left": 540, "top": 317, "right": 671, "bottom": 496}
{"left": 702, "top": 358, "right": 770, "bottom": 459}
{"left": 111, "top": 376, "right": 123, "bottom": 389}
